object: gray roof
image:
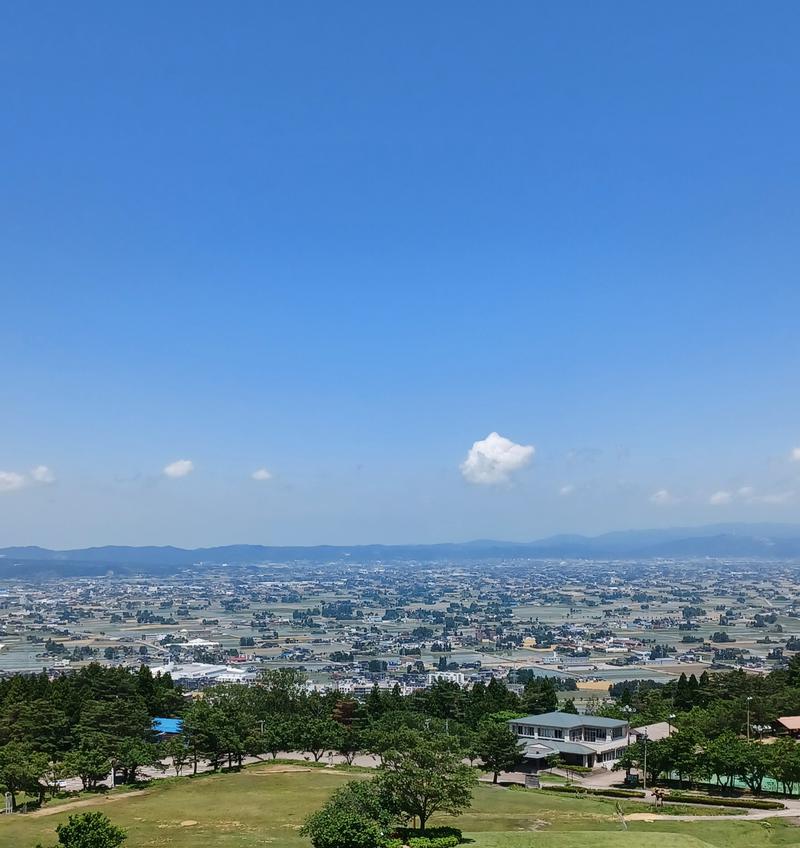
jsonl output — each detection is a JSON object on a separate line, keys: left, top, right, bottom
{"left": 522, "top": 739, "right": 596, "bottom": 757}
{"left": 521, "top": 742, "right": 557, "bottom": 759}
{"left": 510, "top": 711, "right": 628, "bottom": 729}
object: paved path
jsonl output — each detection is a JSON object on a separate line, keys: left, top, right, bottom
{"left": 487, "top": 769, "right": 800, "bottom": 822}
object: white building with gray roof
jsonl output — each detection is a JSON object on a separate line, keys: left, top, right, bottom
{"left": 508, "top": 710, "right": 630, "bottom": 770}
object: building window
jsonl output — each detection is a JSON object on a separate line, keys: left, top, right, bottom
{"left": 585, "top": 728, "right": 598, "bottom": 742}
{"left": 553, "top": 729, "right": 563, "bottom": 739}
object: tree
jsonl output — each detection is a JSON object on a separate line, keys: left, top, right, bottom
{"left": 300, "top": 780, "right": 392, "bottom": 848}
{"left": 297, "top": 718, "right": 341, "bottom": 762}
{"left": 737, "top": 740, "right": 771, "bottom": 795}
{"left": 561, "top": 698, "right": 578, "bottom": 715}
{"left": 378, "top": 734, "right": 476, "bottom": 832}
{"left": 113, "top": 739, "right": 163, "bottom": 785}
{"left": 335, "top": 726, "right": 362, "bottom": 766}
{"left": 63, "top": 748, "right": 112, "bottom": 791}
{"left": 476, "top": 722, "right": 522, "bottom": 783}
{"left": 255, "top": 668, "right": 306, "bottom": 715}
{"left": 161, "top": 737, "right": 189, "bottom": 776}
{"left": 54, "top": 812, "right": 126, "bottom": 848}
{"left": 770, "top": 737, "right": 800, "bottom": 795}
{"left": 182, "top": 699, "right": 228, "bottom": 772}
{"left": 662, "top": 729, "right": 704, "bottom": 787}
{"left": 0, "top": 741, "right": 50, "bottom": 809}
{"left": 258, "top": 718, "right": 292, "bottom": 759}
{"left": 699, "top": 731, "right": 736, "bottom": 788}
{"left": 521, "top": 678, "right": 557, "bottom": 714}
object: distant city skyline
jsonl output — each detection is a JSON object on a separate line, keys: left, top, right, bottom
{"left": 3, "top": 3, "right": 800, "bottom": 547}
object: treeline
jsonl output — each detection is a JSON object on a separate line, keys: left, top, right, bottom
{"left": 0, "top": 665, "right": 182, "bottom": 808}
{"left": 0, "top": 666, "right": 540, "bottom": 810}
{"left": 604, "top": 655, "right": 800, "bottom": 730}
{"left": 607, "top": 655, "right": 800, "bottom": 795}
{"left": 178, "top": 670, "right": 538, "bottom": 777}
{"left": 618, "top": 729, "right": 800, "bottom": 795}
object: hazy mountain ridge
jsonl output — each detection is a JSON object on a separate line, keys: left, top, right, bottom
{"left": 1, "top": 523, "right": 800, "bottom": 577}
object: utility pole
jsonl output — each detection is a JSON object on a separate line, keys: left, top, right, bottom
{"left": 642, "top": 729, "right": 648, "bottom": 791}
{"left": 746, "top": 696, "right": 752, "bottom": 741}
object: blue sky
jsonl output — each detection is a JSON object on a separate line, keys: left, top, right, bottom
{"left": 2, "top": 2, "right": 799, "bottom": 547}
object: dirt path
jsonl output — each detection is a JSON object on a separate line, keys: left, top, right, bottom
{"left": 28, "top": 790, "right": 150, "bottom": 818}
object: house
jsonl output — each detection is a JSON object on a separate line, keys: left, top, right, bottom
{"left": 775, "top": 716, "right": 800, "bottom": 738}
{"left": 508, "top": 711, "right": 630, "bottom": 770}
{"left": 631, "top": 721, "right": 673, "bottom": 742}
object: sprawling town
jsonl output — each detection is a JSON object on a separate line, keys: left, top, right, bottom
{"left": 3, "top": 556, "right": 799, "bottom": 696}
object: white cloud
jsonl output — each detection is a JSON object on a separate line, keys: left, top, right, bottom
{"left": 792, "top": 447, "right": 800, "bottom": 462}
{"left": 559, "top": 484, "right": 575, "bottom": 497}
{"left": 163, "top": 459, "right": 194, "bottom": 478}
{"left": 30, "top": 465, "right": 55, "bottom": 484}
{"left": 251, "top": 468, "right": 272, "bottom": 481}
{"left": 650, "top": 489, "right": 678, "bottom": 505}
{"left": 460, "top": 432, "right": 534, "bottom": 485}
{"left": 709, "top": 490, "right": 732, "bottom": 506}
{"left": 0, "top": 465, "right": 56, "bottom": 492}
{"left": 752, "top": 490, "right": 794, "bottom": 505}
{"left": 0, "top": 471, "right": 26, "bottom": 492}
{"left": 706, "top": 485, "right": 792, "bottom": 506}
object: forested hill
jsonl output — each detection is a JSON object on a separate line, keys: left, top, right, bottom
{"left": 1, "top": 523, "right": 800, "bottom": 577}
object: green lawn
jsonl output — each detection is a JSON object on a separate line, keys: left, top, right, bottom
{"left": 1, "top": 766, "right": 799, "bottom": 848}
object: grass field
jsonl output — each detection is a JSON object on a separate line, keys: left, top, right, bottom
{"left": 1, "top": 765, "right": 799, "bottom": 848}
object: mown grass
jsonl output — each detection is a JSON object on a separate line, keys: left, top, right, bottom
{"left": 1, "top": 765, "right": 798, "bottom": 848}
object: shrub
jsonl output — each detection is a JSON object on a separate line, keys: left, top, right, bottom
{"left": 662, "top": 793, "right": 784, "bottom": 810}
{"left": 395, "top": 827, "right": 462, "bottom": 842}
{"left": 54, "top": 812, "right": 127, "bottom": 848}
{"left": 301, "top": 807, "right": 386, "bottom": 848}
{"left": 408, "top": 837, "right": 460, "bottom": 848}
{"left": 540, "top": 785, "right": 646, "bottom": 799}
{"left": 300, "top": 780, "right": 394, "bottom": 848}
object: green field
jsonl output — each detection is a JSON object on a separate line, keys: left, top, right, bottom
{"left": 1, "top": 765, "right": 799, "bottom": 848}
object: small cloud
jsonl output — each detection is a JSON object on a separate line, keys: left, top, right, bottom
{"left": 460, "top": 432, "right": 535, "bottom": 485}
{"left": 163, "top": 459, "right": 194, "bottom": 478}
{"left": 0, "top": 471, "right": 26, "bottom": 492}
{"left": 559, "top": 484, "right": 575, "bottom": 497}
{"left": 30, "top": 465, "right": 55, "bottom": 484}
{"left": 791, "top": 447, "right": 800, "bottom": 462}
{"left": 737, "top": 485, "right": 755, "bottom": 498}
{"left": 0, "top": 465, "right": 55, "bottom": 492}
{"left": 251, "top": 468, "right": 273, "bottom": 481}
{"left": 650, "top": 488, "right": 678, "bottom": 505}
{"left": 566, "top": 447, "right": 603, "bottom": 464}
{"left": 709, "top": 490, "right": 732, "bottom": 506}
{"left": 752, "top": 490, "right": 794, "bottom": 505}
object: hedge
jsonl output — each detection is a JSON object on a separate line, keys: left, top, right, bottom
{"left": 388, "top": 827, "right": 463, "bottom": 848}
{"left": 662, "top": 793, "right": 785, "bottom": 810}
{"left": 394, "top": 827, "right": 461, "bottom": 841}
{"left": 540, "top": 785, "right": 646, "bottom": 799}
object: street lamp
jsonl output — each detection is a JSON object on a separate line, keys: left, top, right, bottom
{"left": 746, "top": 696, "right": 753, "bottom": 741}
{"left": 641, "top": 729, "right": 649, "bottom": 791}
{"left": 668, "top": 714, "right": 676, "bottom": 736}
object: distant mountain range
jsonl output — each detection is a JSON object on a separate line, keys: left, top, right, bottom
{"left": 1, "top": 523, "right": 800, "bottom": 577}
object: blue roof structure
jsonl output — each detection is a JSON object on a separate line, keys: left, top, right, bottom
{"left": 152, "top": 717, "right": 183, "bottom": 734}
